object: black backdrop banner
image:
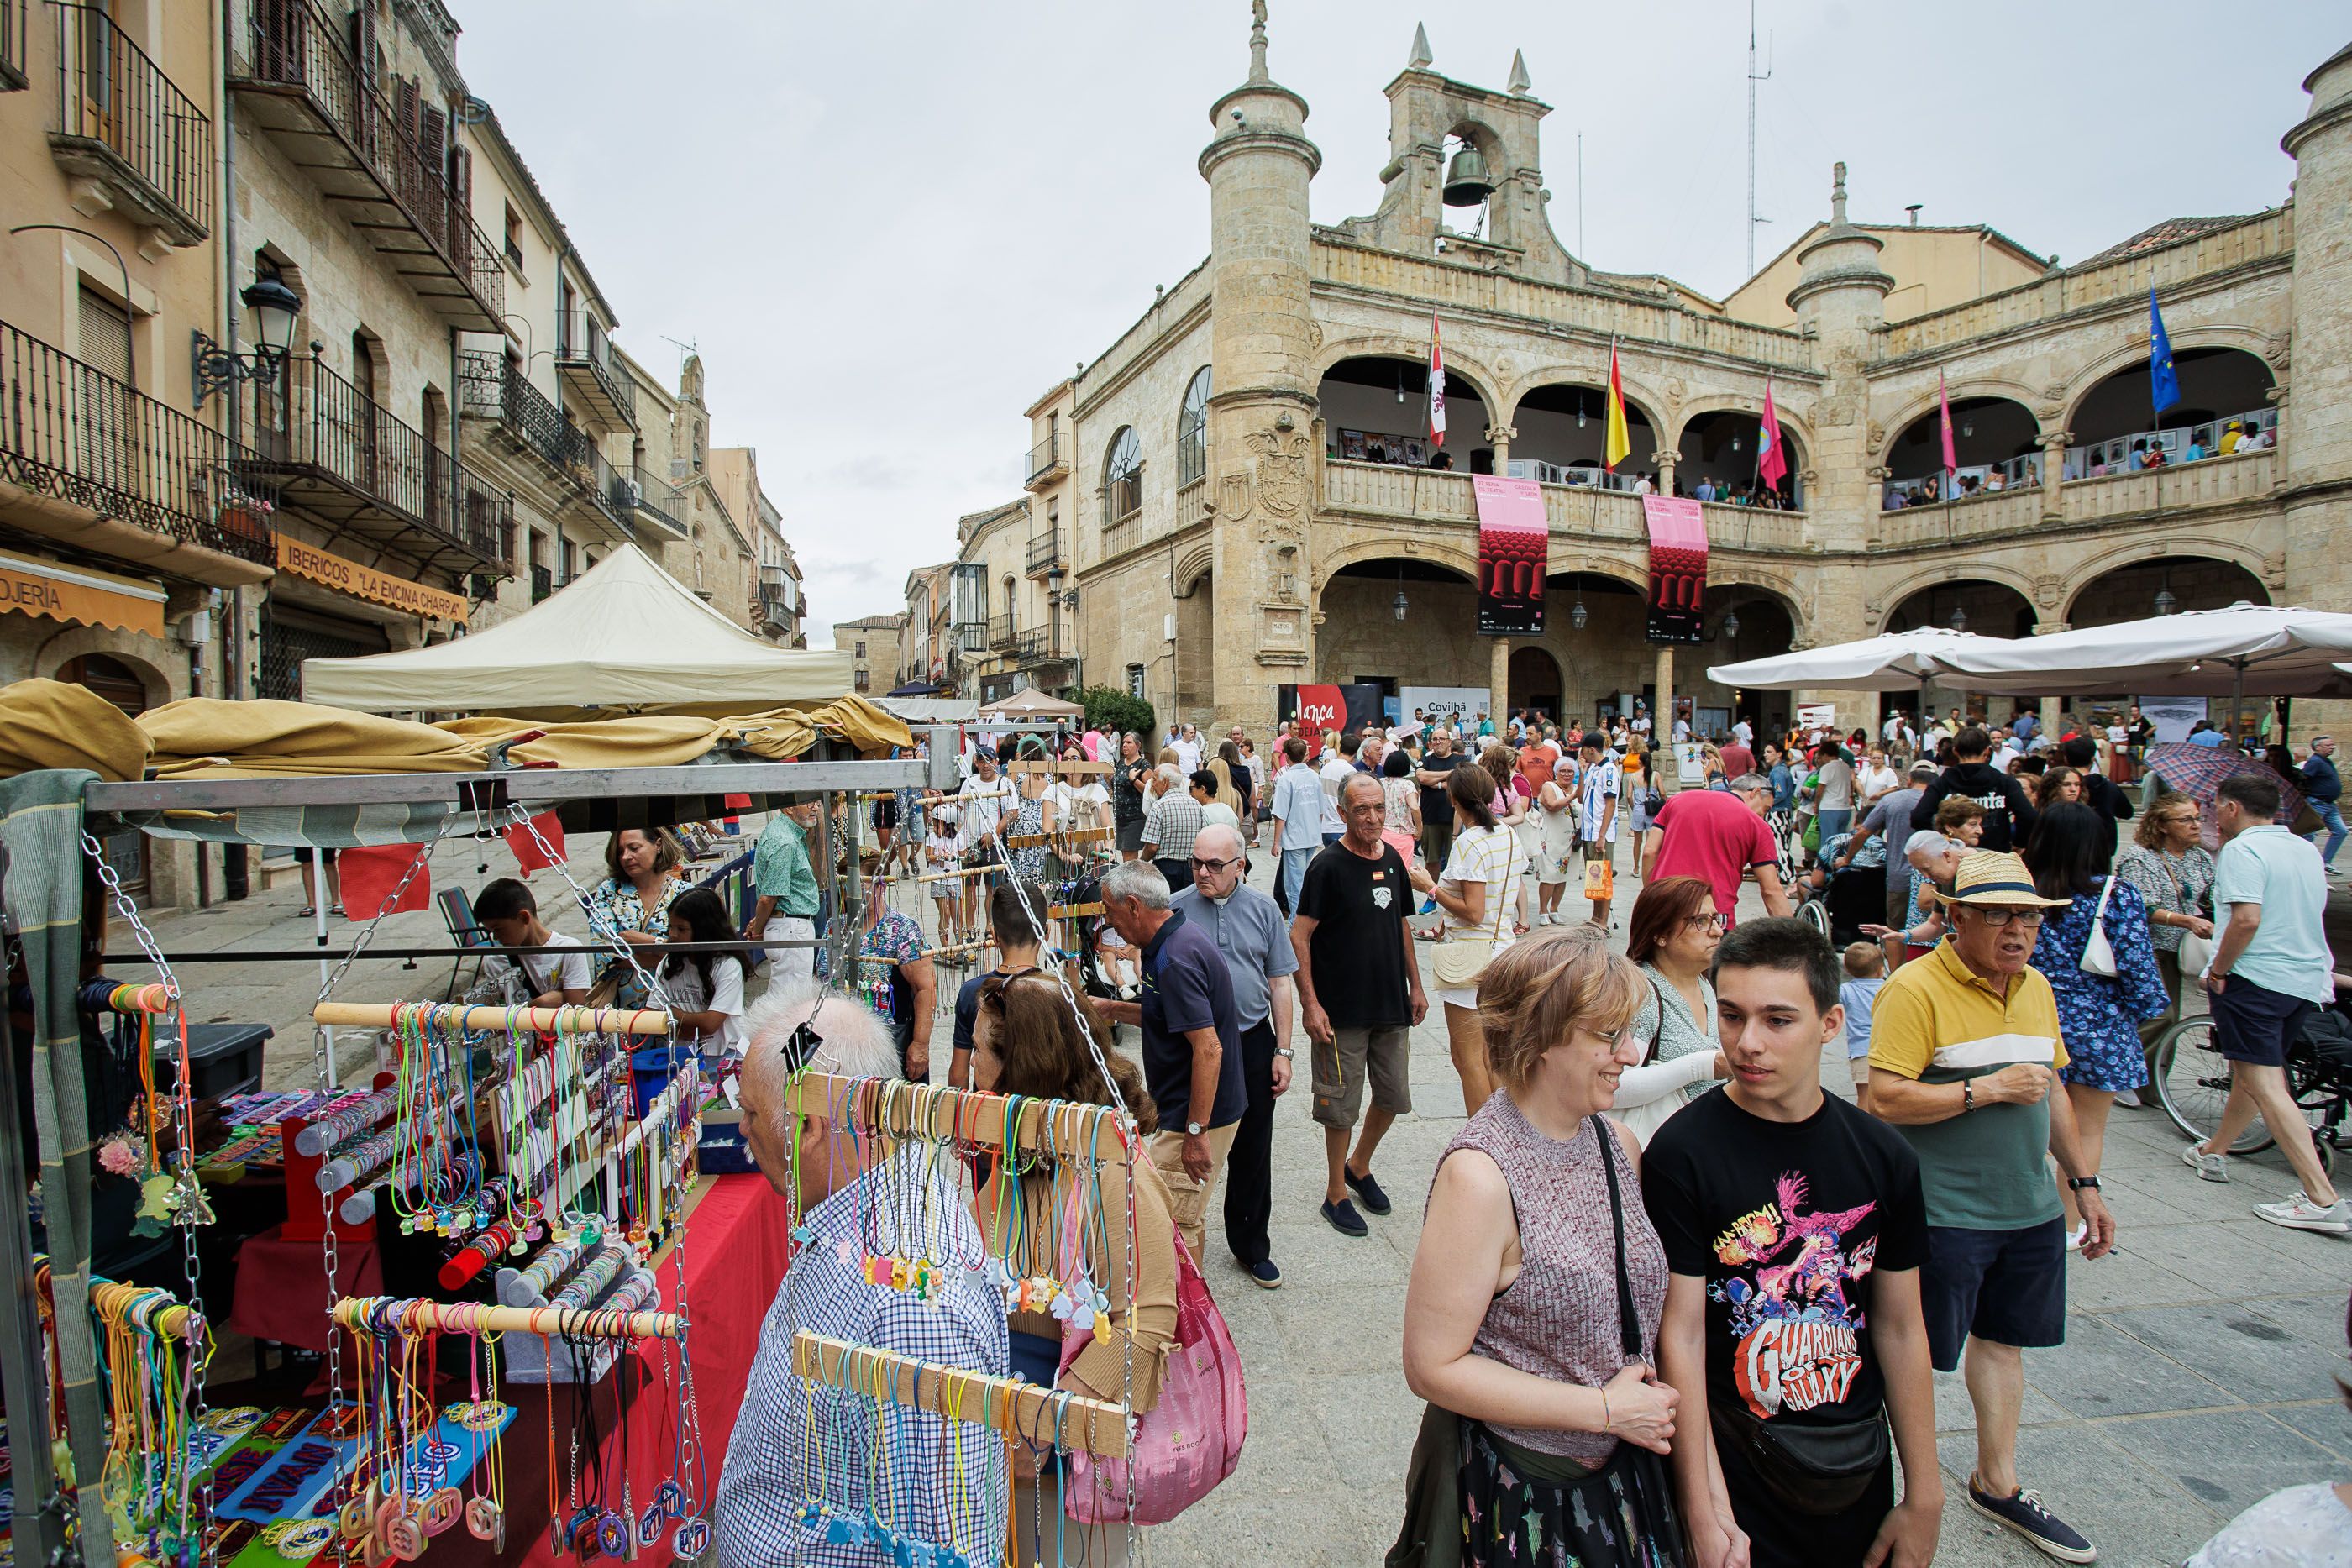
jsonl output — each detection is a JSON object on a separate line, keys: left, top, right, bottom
{"left": 1278, "top": 684, "right": 1385, "bottom": 755}
{"left": 1474, "top": 475, "right": 1547, "bottom": 637}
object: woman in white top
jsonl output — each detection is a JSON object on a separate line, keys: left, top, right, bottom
{"left": 658, "top": 887, "right": 746, "bottom": 1055}
{"left": 1532, "top": 756, "right": 1579, "bottom": 924}
{"left": 1614, "top": 876, "right": 1732, "bottom": 1146}
{"left": 1483, "top": 743, "right": 1538, "bottom": 936}
{"left": 1409, "top": 765, "right": 1524, "bottom": 1115}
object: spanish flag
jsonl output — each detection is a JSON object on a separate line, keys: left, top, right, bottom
{"left": 1603, "top": 338, "right": 1631, "bottom": 472}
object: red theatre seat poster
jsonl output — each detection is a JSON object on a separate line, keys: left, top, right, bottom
{"left": 1642, "top": 496, "right": 1708, "bottom": 644}
{"left": 1473, "top": 475, "right": 1546, "bottom": 637}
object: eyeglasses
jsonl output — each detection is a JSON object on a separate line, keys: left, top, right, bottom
{"left": 1682, "top": 912, "right": 1728, "bottom": 933}
{"left": 1961, "top": 906, "right": 2046, "bottom": 929}
{"left": 1189, "top": 855, "right": 1239, "bottom": 873}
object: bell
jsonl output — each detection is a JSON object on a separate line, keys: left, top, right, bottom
{"left": 1441, "top": 144, "right": 1495, "bottom": 206}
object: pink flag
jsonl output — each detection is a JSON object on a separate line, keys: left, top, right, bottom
{"left": 1756, "top": 376, "right": 1786, "bottom": 487}
{"left": 1938, "top": 370, "right": 1957, "bottom": 475}
{"left": 1427, "top": 308, "right": 1446, "bottom": 448}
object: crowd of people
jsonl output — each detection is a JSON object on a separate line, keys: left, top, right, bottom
{"left": 546, "top": 700, "right": 2349, "bottom": 1568}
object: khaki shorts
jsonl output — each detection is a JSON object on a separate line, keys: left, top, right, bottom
{"left": 1311, "top": 1024, "right": 1413, "bottom": 1128}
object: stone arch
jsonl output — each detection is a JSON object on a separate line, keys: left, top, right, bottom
{"left": 1706, "top": 571, "right": 1808, "bottom": 643}
{"left": 1875, "top": 378, "right": 2051, "bottom": 469}
{"left": 1872, "top": 564, "right": 2045, "bottom": 636}
{"left": 2057, "top": 333, "right": 2279, "bottom": 437}
{"left": 1171, "top": 541, "right": 1215, "bottom": 596}
{"left": 1313, "top": 537, "right": 1478, "bottom": 594}
{"left": 1667, "top": 394, "right": 1818, "bottom": 465}
{"left": 1545, "top": 558, "right": 1649, "bottom": 597}
{"left": 1501, "top": 365, "right": 1667, "bottom": 439}
{"left": 2059, "top": 544, "right": 2276, "bottom": 627}
{"left": 39, "top": 627, "right": 180, "bottom": 707}
{"left": 1507, "top": 643, "right": 1564, "bottom": 716}
{"left": 1310, "top": 338, "right": 1504, "bottom": 423}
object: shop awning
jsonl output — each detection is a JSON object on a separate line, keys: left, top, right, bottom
{"left": 297, "top": 543, "right": 852, "bottom": 714}
{"left": 0, "top": 548, "right": 164, "bottom": 638}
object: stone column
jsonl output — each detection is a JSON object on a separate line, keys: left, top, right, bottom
{"left": 2039, "top": 432, "right": 2069, "bottom": 520}
{"left": 1489, "top": 637, "right": 1511, "bottom": 721}
{"left": 1654, "top": 644, "right": 1676, "bottom": 791}
{"left": 1485, "top": 423, "right": 1515, "bottom": 472}
{"left": 1655, "top": 451, "right": 1677, "bottom": 498}
{"left": 2281, "top": 46, "right": 2352, "bottom": 737}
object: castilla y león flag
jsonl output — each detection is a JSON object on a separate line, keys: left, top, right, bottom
{"left": 1473, "top": 475, "right": 1546, "bottom": 637}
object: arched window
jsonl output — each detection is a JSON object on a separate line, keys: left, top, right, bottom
{"left": 1177, "top": 367, "right": 1211, "bottom": 487}
{"left": 1104, "top": 427, "right": 1142, "bottom": 525}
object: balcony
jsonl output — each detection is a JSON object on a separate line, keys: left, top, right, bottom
{"left": 3, "top": 0, "right": 25, "bottom": 89}
{"left": 0, "top": 318, "right": 277, "bottom": 585}
{"left": 1025, "top": 525, "right": 1062, "bottom": 577}
{"left": 458, "top": 353, "right": 632, "bottom": 542}
{"left": 228, "top": 0, "right": 502, "bottom": 331}
{"left": 986, "top": 612, "right": 1018, "bottom": 652}
{"left": 755, "top": 583, "right": 795, "bottom": 637}
{"left": 528, "top": 563, "right": 552, "bottom": 602}
{"left": 2063, "top": 448, "right": 2277, "bottom": 527}
{"left": 45, "top": 3, "right": 210, "bottom": 245}
{"left": 1011, "top": 626, "right": 1071, "bottom": 669}
{"left": 952, "top": 621, "right": 988, "bottom": 656}
{"left": 554, "top": 310, "right": 632, "bottom": 432}
{"left": 630, "top": 463, "right": 687, "bottom": 538}
{"left": 1323, "top": 459, "right": 1812, "bottom": 554}
{"left": 235, "top": 349, "right": 510, "bottom": 572}
{"left": 1024, "top": 431, "right": 1067, "bottom": 490}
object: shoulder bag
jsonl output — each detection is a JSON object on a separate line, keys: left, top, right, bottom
{"left": 2079, "top": 873, "right": 2118, "bottom": 978}
{"left": 2158, "top": 852, "right": 2218, "bottom": 978}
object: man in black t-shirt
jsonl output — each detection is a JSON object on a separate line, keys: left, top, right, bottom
{"left": 1291, "top": 774, "right": 1427, "bottom": 1238}
{"left": 1641, "top": 920, "right": 1940, "bottom": 1568}
{"left": 1413, "top": 731, "right": 1470, "bottom": 905}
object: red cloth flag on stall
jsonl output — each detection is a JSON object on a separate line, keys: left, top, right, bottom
{"left": 1757, "top": 375, "right": 1787, "bottom": 488}
{"left": 501, "top": 811, "right": 567, "bottom": 874}
{"left": 1938, "top": 370, "right": 1958, "bottom": 476}
{"left": 1427, "top": 308, "right": 1446, "bottom": 448}
{"left": 337, "top": 843, "right": 431, "bottom": 920}
{"left": 1603, "top": 338, "right": 1631, "bottom": 471}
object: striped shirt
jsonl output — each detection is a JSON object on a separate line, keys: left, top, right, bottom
{"left": 714, "top": 1151, "right": 1007, "bottom": 1568}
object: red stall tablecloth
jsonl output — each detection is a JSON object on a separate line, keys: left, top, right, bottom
{"left": 225, "top": 1226, "right": 381, "bottom": 1352}
{"left": 514, "top": 1172, "right": 792, "bottom": 1568}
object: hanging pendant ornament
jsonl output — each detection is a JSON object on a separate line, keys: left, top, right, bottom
{"left": 276, "top": 1519, "right": 337, "bottom": 1561}
{"left": 672, "top": 1515, "right": 713, "bottom": 1562}
{"left": 465, "top": 1498, "right": 502, "bottom": 1544}
{"left": 423, "top": 1488, "right": 465, "bottom": 1536}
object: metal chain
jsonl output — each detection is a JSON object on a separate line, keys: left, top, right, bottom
{"left": 500, "top": 806, "right": 675, "bottom": 1011}
{"left": 77, "top": 832, "right": 214, "bottom": 1568}
{"left": 312, "top": 821, "right": 450, "bottom": 1007}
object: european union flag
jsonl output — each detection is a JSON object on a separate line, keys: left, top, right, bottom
{"left": 2149, "top": 290, "right": 2181, "bottom": 417}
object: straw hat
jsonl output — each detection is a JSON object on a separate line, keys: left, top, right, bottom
{"left": 1931, "top": 850, "right": 2072, "bottom": 908}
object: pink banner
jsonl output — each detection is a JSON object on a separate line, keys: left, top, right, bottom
{"left": 1641, "top": 495, "right": 1707, "bottom": 643}
{"left": 1473, "top": 475, "right": 1547, "bottom": 637}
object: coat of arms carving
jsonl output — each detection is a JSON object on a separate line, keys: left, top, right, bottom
{"left": 1245, "top": 427, "right": 1312, "bottom": 519}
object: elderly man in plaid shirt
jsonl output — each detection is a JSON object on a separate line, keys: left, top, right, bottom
{"left": 716, "top": 990, "right": 1008, "bottom": 1567}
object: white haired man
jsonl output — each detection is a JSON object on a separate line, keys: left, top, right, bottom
{"left": 716, "top": 989, "right": 1007, "bottom": 1567}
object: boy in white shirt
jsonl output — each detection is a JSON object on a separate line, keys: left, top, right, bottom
{"left": 467, "top": 878, "right": 591, "bottom": 1006}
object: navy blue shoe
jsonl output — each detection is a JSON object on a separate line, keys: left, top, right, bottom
{"left": 1967, "top": 1479, "right": 2095, "bottom": 1563}
{"left": 1320, "top": 1198, "right": 1367, "bottom": 1238}
{"left": 1246, "top": 1258, "right": 1282, "bottom": 1289}
{"left": 1345, "top": 1166, "right": 1393, "bottom": 1216}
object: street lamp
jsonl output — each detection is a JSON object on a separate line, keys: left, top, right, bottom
{"left": 192, "top": 271, "right": 304, "bottom": 410}
{"left": 1393, "top": 564, "right": 1408, "bottom": 623}
{"left": 2154, "top": 587, "right": 2178, "bottom": 616}
{"left": 1571, "top": 592, "right": 1588, "bottom": 632}
{"left": 1948, "top": 604, "right": 1967, "bottom": 632}
{"left": 1722, "top": 608, "right": 1740, "bottom": 640}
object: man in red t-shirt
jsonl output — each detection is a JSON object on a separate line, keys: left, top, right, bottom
{"left": 1642, "top": 773, "right": 1791, "bottom": 925}
{"left": 1719, "top": 738, "right": 1756, "bottom": 780}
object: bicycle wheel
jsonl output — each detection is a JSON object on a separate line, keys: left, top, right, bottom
{"left": 2151, "top": 1015, "right": 2272, "bottom": 1155}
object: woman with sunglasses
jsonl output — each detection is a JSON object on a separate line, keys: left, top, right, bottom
{"left": 1614, "top": 875, "right": 1732, "bottom": 1146}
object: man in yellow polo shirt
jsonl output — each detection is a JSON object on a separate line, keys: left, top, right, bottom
{"left": 1868, "top": 850, "right": 2115, "bottom": 1565}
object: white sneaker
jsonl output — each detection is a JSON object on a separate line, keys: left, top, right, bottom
{"left": 2113, "top": 1087, "right": 2142, "bottom": 1109}
{"left": 2182, "top": 1143, "right": 2230, "bottom": 1183}
{"left": 2253, "top": 1193, "right": 2352, "bottom": 1235}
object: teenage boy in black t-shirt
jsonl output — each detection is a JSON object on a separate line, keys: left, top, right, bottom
{"left": 1641, "top": 919, "right": 1942, "bottom": 1568}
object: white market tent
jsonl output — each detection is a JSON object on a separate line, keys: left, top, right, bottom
{"left": 299, "top": 543, "right": 853, "bottom": 714}
{"left": 1707, "top": 627, "right": 2009, "bottom": 691}
{"left": 979, "top": 687, "right": 1084, "bottom": 719}
{"left": 1929, "top": 604, "right": 2352, "bottom": 702}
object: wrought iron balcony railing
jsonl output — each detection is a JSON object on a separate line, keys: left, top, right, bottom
{"left": 554, "top": 310, "right": 632, "bottom": 431}
{"left": 1026, "top": 526, "right": 1062, "bottom": 576}
{"left": 239, "top": 347, "right": 509, "bottom": 568}
{"left": 458, "top": 353, "right": 633, "bottom": 539}
{"left": 46, "top": 3, "right": 210, "bottom": 242}
{"left": 2, "top": 0, "right": 25, "bottom": 89}
{"left": 232, "top": 0, "right": 502, "bottom": 329}
{"left": 1024, "top": 430, "right": 1065, "bottom": 489}
{"left": 631, "top": 464, "right": 687, "bottom": 535}
{"left": 0, "top": 317, "right": 279, "bottom": 572}
{"left": 1012, "top": 627, "right": 1070, "bottom": 666}
{"left": 986, "top": 612, "right": 1018, "bottom": 651}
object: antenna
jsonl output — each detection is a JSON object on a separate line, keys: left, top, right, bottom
{"left": 660, "top": 333, "right": 701, "bottom": 378}
{"left": 1746, "top": 0, "right": 1772, "bottom": 275}
{"left": 1577, "top": 130, "right": 1585, "bottom": 260}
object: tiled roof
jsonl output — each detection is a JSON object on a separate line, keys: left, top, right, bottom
{"left": 2069, "top": 216, "right": 2255, "bottom": 271}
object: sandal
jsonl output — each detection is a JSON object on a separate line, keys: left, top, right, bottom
{"left": 1513, "top": 921, "right": 1530, "bottom": 936}
{"left": 298, "top": 905, "right": 317, "bottom": 918}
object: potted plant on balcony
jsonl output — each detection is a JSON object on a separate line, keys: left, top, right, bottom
{"left": 218, "top": 489, "right": 276, "bottom": 545}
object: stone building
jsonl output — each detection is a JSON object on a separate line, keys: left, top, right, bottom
{"left": 707, "top": 444, "right": 802, "bottom": 643}
{"left": 1049, "top": 11, "right": 2350, "bottom": 741}
{"left": 0, "top": 0, "right": 797, "bottom": 907}
{"left": 830, "top": 612, "right": 901, "bottom": 697}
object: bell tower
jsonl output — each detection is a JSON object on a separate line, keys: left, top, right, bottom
{"left": 1199, "top": 1, "right": 1321, "bottom": 729}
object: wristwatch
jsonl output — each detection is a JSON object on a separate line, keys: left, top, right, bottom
{"left": 1185, "top": 1121, "right": 1205, "bottom": 1136}
{"left": 1273, "top": 1047, "right": 1295, "bottom": 1060}
{"left": 2066, "top": 1176, "right": 2102, "bottom": 1191}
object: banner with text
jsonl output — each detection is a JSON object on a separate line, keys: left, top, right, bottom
{"left": 1474, "top": 475, "right": 1547, "bottom": 637}
{"left": 1278, "top": 684, "right": 1386, "bottom": 756}
{"left": 1642, "top": 496, "right": 1706, "bottom": 643}
{"left": 1399, "top": 686, "right": 1493, "bottom": 732}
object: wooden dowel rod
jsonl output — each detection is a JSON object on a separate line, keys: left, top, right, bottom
{"left": 785, "top": 1072, "right": 1131, "bottom": 1167}
{"left": 330, "top": 1296, "right": 683, "bottom": 1340}
{"left": 311, "top": 1003, "right": 672, "bottom": 1036}
{"left": 790, "top": 1332, "right": 1129, "bottom": 1457}
{"left": 911, "top": 864, "right": 1001, "bottom": 884}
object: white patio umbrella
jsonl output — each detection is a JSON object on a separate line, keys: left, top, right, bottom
{"left": 1930, "top": 604, "right": 2352, "bottom": 727}
{"left": 1707, "top": 626, "right": 2009, "bottom": 690}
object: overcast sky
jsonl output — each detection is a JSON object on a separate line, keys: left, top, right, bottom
{"left": 454, "top": 3, "right": 2343, "bottom": 648}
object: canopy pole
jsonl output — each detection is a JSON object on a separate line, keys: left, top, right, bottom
{"left": 2232, "top": 660, "right": 2246, "bottom": 746}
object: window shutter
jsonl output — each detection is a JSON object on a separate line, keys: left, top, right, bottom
{"left": 77, "top": 286, "right": 132, "bottom": 383}
{"left": 394, "top": 76, "right": 420, "bottom": 207}
{"left": 417, "top": 101, "right": 449, "bottom": 245}
{"left": 349, "top": 0, "right": 376, "bottom": 91}
{"left": 447, "top": 141, "right": 475, "bottom": 272}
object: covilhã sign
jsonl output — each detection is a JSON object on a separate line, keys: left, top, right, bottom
{"left": 275, "top": 538, "right": 469, "bottom": 624}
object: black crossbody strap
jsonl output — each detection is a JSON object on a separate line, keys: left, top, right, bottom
{"left": 1591, "top": 1116, "right": 1643, "bottom": 1363}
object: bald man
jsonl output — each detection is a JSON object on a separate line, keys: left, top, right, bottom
{"left": 1169, "top": 824, "right": 1297, "bottom": 1289}
{"left": 717, "top": 991, "right": 1008, "bottom": 1566}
